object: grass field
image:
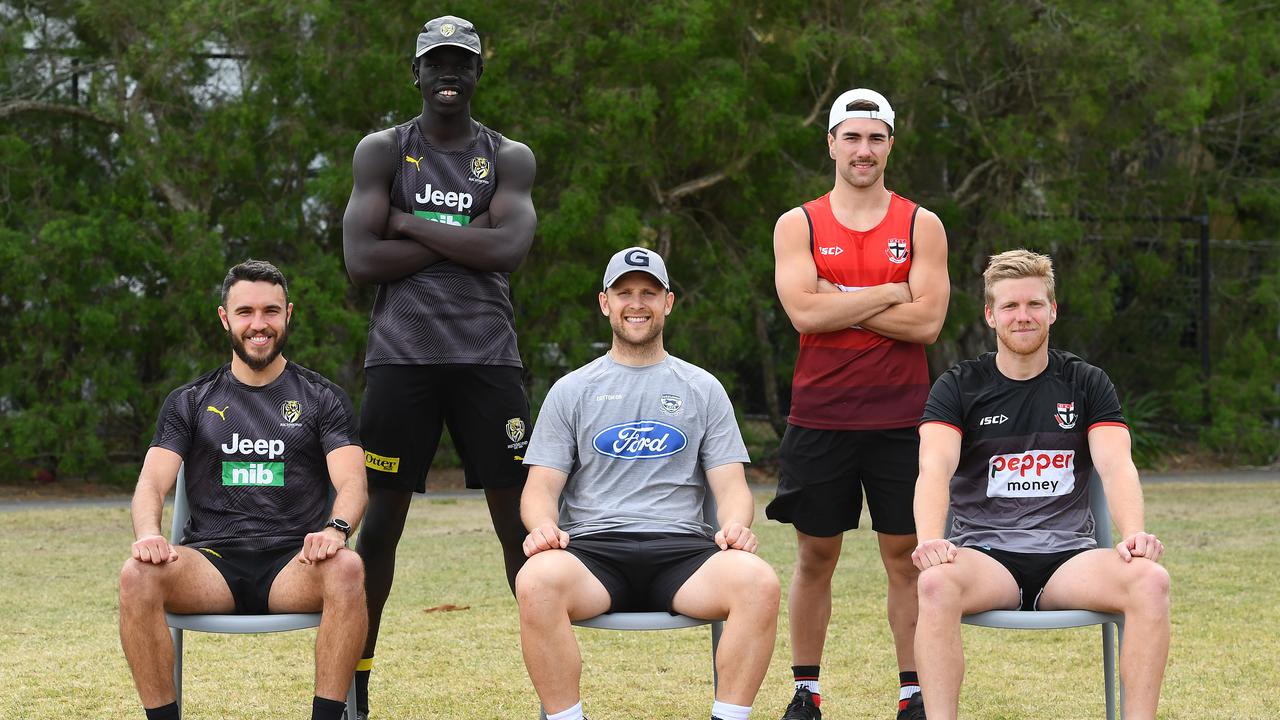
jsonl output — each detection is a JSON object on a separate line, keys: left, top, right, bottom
{"left": 1, "top": 481, "right": 1276, "bottom": 719}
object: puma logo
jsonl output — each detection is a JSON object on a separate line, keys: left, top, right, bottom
{"left": 206, "top": 405, "right": 229, "bottom": 421}
{"left": 405, "top": 155, "right": 423, "bottom": 171}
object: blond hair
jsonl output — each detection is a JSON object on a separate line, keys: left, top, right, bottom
{"left": 983, "top": 249, "right": 1056, "bottom": 306}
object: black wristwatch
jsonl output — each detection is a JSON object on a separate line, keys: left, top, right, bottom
{"left": 324, "top": 518, "right": 352, "bottom": 540}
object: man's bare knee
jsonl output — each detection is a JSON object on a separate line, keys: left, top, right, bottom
{"left": 119, "top": 558, "right": 167, "bottom": 606}
{"left": 321, "top": 550, "right": 365, "bottom": 593}
{"left": 1125, "top": 560, "right": 1171, "bottom": 614}
{"left": 744, "top": 563, "right": 781, "bottom": 616}
{"left": 796, "top": 537, "right": 842, "bottom": 575}
{"left": 916, "top": 566, "right": 962, "bottom": 611}
{"left": 515, "top": 554, "right": 576, "bottom": 609}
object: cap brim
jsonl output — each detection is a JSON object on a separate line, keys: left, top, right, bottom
{"left": 415, "top": 41, "right": 481, "bottom": 57}
{"left": 603, "top": 268, "right": 670, "bottom": 291}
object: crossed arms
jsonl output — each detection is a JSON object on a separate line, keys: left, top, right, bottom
{"left": 772, "top": 205, "right": 949, "bottom": 341}
{"left": 341, "top": 128, "right": 537, "bottom": 286}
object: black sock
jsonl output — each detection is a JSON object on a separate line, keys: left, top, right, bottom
{"left": 356, "top": 659, "right": 372, "bottom": 714}
{"left": 899, "top": 670, "right": 921, "bottom": 709}
{"left": 144, "top": 703, "right": 180, "bottom": 720}
{"left": 312, "top": 696, "right": 347, "bottom": 720}
{"left": 792, "top": 665, "right": 821, "bottom": 705}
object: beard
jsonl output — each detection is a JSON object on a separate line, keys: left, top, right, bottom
{"left": 839, "top": 160, "right": 884, "bottom": 189}
{"left": 228, "top": 323, "right": 288, "bottom": 371}
{"left": 609, "top": 314, "right": 664, "bottom": 350}
{"left": 996, "top": 323, "right": 1048, "bottom": 357}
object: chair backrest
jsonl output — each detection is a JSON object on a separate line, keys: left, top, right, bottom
{"left": 171, "top": 466, "right": 190, "bottom": 541}
{"left": 1086, "top": 471, "right": 1113, "bottom": 546}
{"left": 945, "top": 470, "right": 1113, "bottom": 547}
{"left": 702, "top": 484, "right": 720, "bottom": 531}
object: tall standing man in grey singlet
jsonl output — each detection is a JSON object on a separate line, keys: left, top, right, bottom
{"left": 341, "top": 15, "right": 537, "bottom": 720}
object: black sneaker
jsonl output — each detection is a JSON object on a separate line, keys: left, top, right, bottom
{"left": 896, "top": 692, "right": 926, "bottom": 720}
{"left": 780, "top": 687, "right": 822, "bottom": 720}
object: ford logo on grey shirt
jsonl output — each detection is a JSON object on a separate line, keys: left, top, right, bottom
{"left": 592, "top": 420, "right": 688, "bottom": 459}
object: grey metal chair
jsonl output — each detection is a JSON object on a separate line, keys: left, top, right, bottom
{"left": 956, "top": 471, "right": 1125, "bottom": 719}
{"left": 538, "top": 495, "right": 725, "bottom": 719}
{"left": 163, "top": 467, "right": 357, "bottom": 718}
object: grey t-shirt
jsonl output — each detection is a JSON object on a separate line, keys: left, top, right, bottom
{"left": 523, "top": 353, "right": 750, "bottom": 538}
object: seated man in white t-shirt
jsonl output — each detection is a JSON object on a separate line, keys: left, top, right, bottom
{"left": 517, "top": 247, "right": 781, "bottom": 720}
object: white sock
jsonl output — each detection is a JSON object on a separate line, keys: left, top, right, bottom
{"left": 899, "top": 684, "right": 922, "bottom": 701}
{"left": 547, "top": 701, "right": 584, "bottom": 720}
{"left": 711, "top": 700, "right": 751, "bottom": 720}
{"left": 795, "top": 678, "right": 821, "bottom": 696}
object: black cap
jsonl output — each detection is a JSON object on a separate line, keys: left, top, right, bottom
{"left": 415, "top": 16, "right": 481, "bottom": 58}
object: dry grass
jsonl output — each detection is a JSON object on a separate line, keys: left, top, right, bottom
{"left": 0, "top": 481, "right": 1276, "bottom": 718}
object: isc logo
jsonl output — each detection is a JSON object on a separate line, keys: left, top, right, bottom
{"left": 222, "top": 461, "right": 284, "bottom": 486}
{"left": 979, "top": 414, "right": 1008, "bottom": 426}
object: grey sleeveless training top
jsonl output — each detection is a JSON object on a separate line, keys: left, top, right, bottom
{"left": 364, "top": 118, "right": 521, "bottom": 368}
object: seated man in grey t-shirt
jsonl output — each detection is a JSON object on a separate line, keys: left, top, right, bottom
{"left": 517, "top": 247, "right": 781, "bottom": 720}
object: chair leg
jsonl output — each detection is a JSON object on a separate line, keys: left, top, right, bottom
{"left": 1102, "top": 622, "right": 1117, "bottom": 720}
{"left": 710, "top": 620, "right": 723, "bottom": 695}
{"left": 345, "top": 674, "right": 359, "bottom": 720}
{"left": 170, "top": 627, "right": 183, "bottom": 713}
{"left": 1117, "top": 622, "right": 1125, "bottom": 719}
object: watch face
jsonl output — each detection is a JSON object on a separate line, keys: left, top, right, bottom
{"left": 328, "top": 518, "right": 351, "bottom": 535}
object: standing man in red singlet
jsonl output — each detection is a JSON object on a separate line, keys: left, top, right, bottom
{"left": 768, "top": 88, "right": 949, "bottom": 720}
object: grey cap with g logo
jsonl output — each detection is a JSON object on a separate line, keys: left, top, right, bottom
{"left": 602, "top": 247, "right": 670, "bottom": 290}
{"left": 415, "top": 15, "right": 481, "bottom": 58}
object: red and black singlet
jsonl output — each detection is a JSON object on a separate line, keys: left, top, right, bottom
{"left": 788, "top": 191, "right": 930, "bottom": 430}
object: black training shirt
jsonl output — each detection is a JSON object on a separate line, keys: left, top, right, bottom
{"left": 151, "top": 362, "right": 359, "bottom": 551}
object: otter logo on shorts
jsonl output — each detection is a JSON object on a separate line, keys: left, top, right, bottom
{"left": 1055, "top": 401, "right": 1078, "bottom": 429}
{"left": 592, "top": 420, "right": 688, "bottom": 460}
{"left": 470, "top": 156, "right": 491, "bottom": 181}
{"left": 365, "top": 451, "right": 400, "bottom": 474}
{"left": 886, "top": 238, "right": 908, "bottom": 264}
{"left": 280, "top": 400, "right": 301, "bottom": 424}
{"left": 506, "top": 417, "right": 526, "bottom": 443}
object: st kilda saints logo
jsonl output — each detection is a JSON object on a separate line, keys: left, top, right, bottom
{"left": 885, "top": 238, "right": 908, "bottom": 264}
{"left": 1055, "top": 401, "right": 1078, "bottom": 430}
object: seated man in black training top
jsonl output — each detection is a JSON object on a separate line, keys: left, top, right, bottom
{"left": 118, "top": 260, "right": 368, "bottom": 720}
{"left": 912, "top": 249, "right": 1171, "bottom": 720}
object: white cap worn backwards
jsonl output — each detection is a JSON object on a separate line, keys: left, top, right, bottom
{"left": 828, "top": 88, "right": 895, "bottom": 133}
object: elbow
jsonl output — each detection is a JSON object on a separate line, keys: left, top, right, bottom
{"left": 921, "top": 324, "right": 943, "bottom": 345}
{"left": 787, "top": 310, "right": 822, "bottom": 335}
{"left": 344, "top": 263, "right": 373, "bottom": 288}
{"left": 916, "top": 318, "right": 945, "bottom": 345}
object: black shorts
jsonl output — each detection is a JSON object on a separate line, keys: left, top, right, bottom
{"left": 360, "top": 364, "right": 531, "bottom": 493}
{"left": 765, "top": 425, "right": 919, "bottom": 536}
{"left": 564, "top": 532, "right": 720, "bottom": 613}
{"left": 971, "top": 546, "right": 1090, "bottom": 610}
{"left": 191, "top": 543, "right": 298, "bottom": 614}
